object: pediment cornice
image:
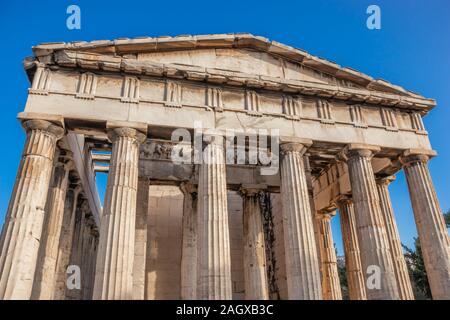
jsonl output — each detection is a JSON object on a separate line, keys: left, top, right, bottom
{"left": 27, "top": 48, "right": 435, "bottom": 112}
{"left": 30, "top": 34, "right": 433, "bottom": 102}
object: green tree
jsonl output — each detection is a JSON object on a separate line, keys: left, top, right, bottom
{"left": 402, "top": 238, "right": 432, "bottom": 300}
{"left": 335, "top": 244, "right": 349, "bottom": 300}
{"left": 444, "top": 209, "right": 450, "bottom": 228}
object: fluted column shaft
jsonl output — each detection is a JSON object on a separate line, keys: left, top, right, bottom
{"left": 345, "top": 146, "right": 399, "bottom": 299}
{"left": 376, "top": 177, "right": 414, "bottom": 300}
{"left": 241, "top": 187, "right": 269, "bottom": 300}
{"left": 133, "top": 178, "right": 149, "bottom": 300}
{"left": 197, "top": 134, "right": 232, "bottom": 300}
{"left": 0, "top": 120, "right": 64, "bottom": 299}
{"left": 180, "top": 182, "right": 198, "bottom": 300}
{"left": 401, "top": 153, "right": 450, "bottom": 299}
{"left": 66, "top": 200, "right": 89, "bottom": 300}
{"left": 280, "top": 141, "right": 321, "bottom": 300}
{"left": 304, "top": 156, "right": 323, "bottom": 274}
{"left": 93, "top": 127, "right": 146, "bottom": 300}
{"left": 337, "top": 199, "right": 367, "bottom": 300}
{"left": 317, "top": 211, "right": 342, "bottom": 300}
{"left": 54, "top": 185, "right": 82, "bottom": 300}
{"left": 81, "top": 216, "right": 98, "bottom": 300}
{"left": 32, "top": 153, "right": 73, "bottom": 299}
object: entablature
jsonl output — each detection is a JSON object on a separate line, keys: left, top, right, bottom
{"left": 26, "top": 50, "right": 435, "bottom": 113}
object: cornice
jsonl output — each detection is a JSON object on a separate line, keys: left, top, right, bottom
{"left": 27, "top": 34, "right": 435, "bottom": 108}
{"left": 29, "top": 49, "right": 435, "bottom": 112}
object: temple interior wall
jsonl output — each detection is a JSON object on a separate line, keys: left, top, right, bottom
{"left": 142, "top": 186, "right": 248, "bottom": 299}
{"left": 145, "top": 185, "right": 183, "bottom": 299}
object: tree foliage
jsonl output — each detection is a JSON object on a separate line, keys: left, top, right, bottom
{"left": 335, "top": 244, "right": 349, "bottom": 300}
{"left": 444, "top": 209, "right": 450, "bottom": 228}
{"left": 402, "top": 238, "right": 432, "bottom": 299}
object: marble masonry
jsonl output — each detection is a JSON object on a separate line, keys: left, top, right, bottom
{"left": 0, "top": 34, "right": 448, "bottom": 300}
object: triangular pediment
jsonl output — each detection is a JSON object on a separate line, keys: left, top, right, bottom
{"left": 137, "top": 48, "right": 366, "bottom": 91}
{"left": 30, "top": 33, "right": 434, "bottom": 109}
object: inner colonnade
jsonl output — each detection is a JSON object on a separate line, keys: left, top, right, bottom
{"left": 0, "top": 34, "right": 448, "bottom": 300}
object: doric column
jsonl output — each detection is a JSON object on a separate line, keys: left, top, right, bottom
{"left": 337, "top": 198, "right": 366, "bottom": 300}
{"left": 343, "top": 144, "right": 399, "bottom": 300}
{"left": 400, "top": 150, "right": 450, "bottom": 299}
{"left": 54, "top": 183, "right": 82, "bottom": 300}
{"left": 304, "top": 155, "right": 323, "bottom": 272}
{"left": 66, "top": 199, "right": 90, "bottom": 300}
{"left": 316, "top": 210, "right": 342, "bottom": 300}
{"left": 180, "top": 182, "right": 198, "bottom": 300}
{"left": 32, "top": 148, "right": 73, "bottom": 299}
{"left": 81, "top": 215, "right": 98, "bottom": 300}
{"left": 376, "top": 176, "right": 414, "bottom": 300}
{"left": 0, "top": 119, "right": 64, "bottom": 299}
{"left": 240, "top": 185, "right": 269, "bottom": 300}
{"left": 280, "top": 140, "right": 322, "bottom": 300}
{"left": 133, "top": 177, "right": 150, "bottom": 300}
{"left": 197, "top": 133, "right": 232, "bottom": 300}
{"left": 93, "top": 125, "right": 146, "bottom": 300}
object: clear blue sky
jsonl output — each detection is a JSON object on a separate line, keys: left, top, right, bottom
{"left": 0, "top": 0, "right": 449, "bottom": 255}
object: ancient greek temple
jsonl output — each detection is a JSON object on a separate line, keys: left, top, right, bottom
{"left": 0, "top": 34, "right": 449, "bottom": 300}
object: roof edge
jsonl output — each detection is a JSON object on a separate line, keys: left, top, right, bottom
{"left": 31, "top": 33, "right": 433, "bottom": 102}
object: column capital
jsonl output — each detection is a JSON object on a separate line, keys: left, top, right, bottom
{"left": 21, "top": 119, "right": 65, "bottom": 139}
{"left": 203, "top": 132, "right": 224, "bottom": 146}
{"left": 376, "top": 175, "right": 396, "bottom": 186}
{"left": 180, "top": 181, "right": 197, "bottom": 195}
{"left": 18, "top": 112, "right": 65, "bottom": 128}
{"left": 317, "top": 209, "right": 336, "bottom": 221}
{"left": 335, "top": 194, "right": 353, "bottom": 206}
{"left": 341, "top": 143, "right": 380, "bottom": 161}
{"left": 399, "top": 149, "right": 437, "bottom": 166}
{"left": 107, "top": 127, "right": 147, "bottom": 143}
{"left": 106, "top": 121, "right": 147, "bottom": 143}
{"left": 239, "top": 184, "right": 267, "bottom": 197}
{"left": 280, "top": 138, "right": 312, "bottom": 155}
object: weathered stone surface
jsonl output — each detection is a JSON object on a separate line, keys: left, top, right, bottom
{"left": 344, "top": 145, "right": 399, "bottom": 300}
{"left": 66, "top": 199, "right": 90, "bottom": 300}
{"left": 337, "top": 198, "right": 367, "bottom": 300}
{"left": 145, "top": 186, "right": 184, "bottom": 299}
{"left": 316, "top": 211, "right": 342, "bottom": 300}
{"left": 197, "top": 134, "right": 232, "bottom": 300}
{"left": 133, "top": 177, "right": 149, "bottom": 300}
{"left": 32, "top": 34, "right": 436, "bottom": 111}
{"left": 240, "top": 186, "right": 269, "bottom": 300}
{"left": 401, "top": 152, "right": 450, "bottom": 299}
{"left": 93, "top": 127, "right": 146, "bottom": 300}
{"left": 1, "top": 34, "right": 445, "bottom": 301}
{"left": 53, "top": 184, "right": 82, "bottom": 300}
{"left": 280, "top": 142, "right": 322, "bottom": 300}
{"left": 180, "top": 182, "right": 198, "bottom": 300}
{"left": 376, "top": 176, "right": 414, "bottom": 300}
{"left": 0, "top": 120, "right": 63, "bottom": 299}
{"left": 32, "top": 152, "right": 73, "bottom": 300}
